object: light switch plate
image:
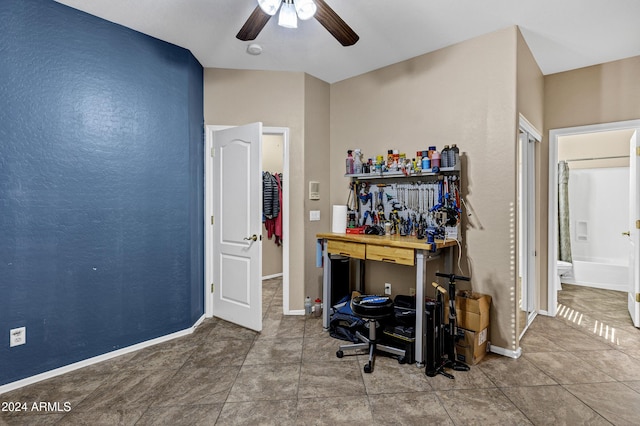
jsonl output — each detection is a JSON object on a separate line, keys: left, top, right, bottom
{"left": 310, "top": 210, "right": 320, "bottom": 221}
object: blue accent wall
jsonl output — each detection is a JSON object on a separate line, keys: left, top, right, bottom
{"left": 0, "top": 0, "right": 204, "bottom": 385}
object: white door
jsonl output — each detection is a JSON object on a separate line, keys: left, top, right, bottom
{"left": 212, "top": 123, "right": 263, "bottom": 331}
{"left": 628, "top": 130, "right": 640, "bottom": 327}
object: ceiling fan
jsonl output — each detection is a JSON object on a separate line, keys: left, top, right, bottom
{"left": 237, "top": 0, "right": 359, "bottom": 46}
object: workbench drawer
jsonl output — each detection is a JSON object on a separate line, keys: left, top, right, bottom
{"left": 366, "top": 245, "right": 414, "bottom": 266}
{"left": 327, "top": 240, "right": 366, "bottom": 259}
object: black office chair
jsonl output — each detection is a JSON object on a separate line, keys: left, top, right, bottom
{"left": 336, "top": 295, "right": 406, "bottom": 373}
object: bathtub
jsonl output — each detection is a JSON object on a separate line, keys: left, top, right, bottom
{"left": 561, "top": 259, "right": 629, "bottom": 292}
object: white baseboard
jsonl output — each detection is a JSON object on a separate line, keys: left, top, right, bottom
{"left": 0, "top": 315, "right": 206, "bottom": 395}
{"left": 262, "top": 273, "right": 283, "bottom": 280}
{"left": 286, "top": 309, "right": 305, "bottom": 316}
{"left": 489, "top": 344, "right": 522, "bottom": 359}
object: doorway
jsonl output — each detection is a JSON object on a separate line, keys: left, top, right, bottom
{"left": 548, "top": 120, "right": 640, "bottom": 324}
{"left": 204, "top": 125, "right": 291, "bottom": 322}
{"left": 517, "top": 115, "right": 541, "bottom": 339}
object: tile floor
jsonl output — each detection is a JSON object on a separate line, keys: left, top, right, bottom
{"left": 1, "top": 280, "right": 640, "bottom": 425}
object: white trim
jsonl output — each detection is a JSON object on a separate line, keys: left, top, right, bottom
{"left": 288, "top": 309, "right": 305, "bottom": 316}
{"left": 518, "top": 113, "right": 542, "bottom": 142}
{"left": 262, "top": 273, "right": 283, "bottom": 280}
{"left": 204, "top": 125, "right": 291, "bottom": 318}
{"left": 518, "top": 116, "right": 540, "bottom": 340}
{"left": 547, "top": 119, "right": 640, "bottom": 318}
{"left": 0, "top": 315, "right": 206, "bottom": 395}
{"left": 490, "top": 344, "right": 522, "bottom": 359}
{"left": 519, "top": 311, "right": 538, "bottom": 340}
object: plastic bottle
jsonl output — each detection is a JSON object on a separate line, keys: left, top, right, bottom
{"left": 441, "top": 145, "right": 450, "bottom": 168}
{"left": 450, "top": 144, "right": 459, "bottom": 167}
{"left": 314, "top": 298, "right": 322, "bottom": 317}
{"left": 346, "top": 150, "right": 354, "bottom": 174}
{"left": 353, "top": 149, "right": 363, "bottom": 174}
{"left": 421, "top": 150, "right": 430, "bottom": 170}
{"left": 304, "top": 296, "right": 312, "bottom": 315}
{"left": 428, "top": 146, "right": 436, "bottom": 159}
{"left": 416, "top": 151, "right": 422, "bottom": 171}
{"left": 387, "top": 150, "right": 394, "bottom": 169}
{"left": 431, "top": 150, "right": 441, "bottom": 168}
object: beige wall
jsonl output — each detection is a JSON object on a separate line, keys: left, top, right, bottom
{"left": 330, "top": 27, "right": 519, "bottom": 350}
{"left": 204, "top": 68, "right": 325, "bottom": 310}
{"left": 541, "top": 56, "right": 640, "bottom": 311}
{"left": 303, "top": 75, "right": 331, "bottom": 300}
{"left": 262, "top": 134, "right": 284, "bottom": 277}
{"left": 559, "top": 129, "right": 634, "bottom": 169}
{"left": 517, "top": 29, "right": 544, "bottom": 133}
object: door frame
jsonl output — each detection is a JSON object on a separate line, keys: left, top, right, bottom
{"left": 204, "top": 125, "right": 290, "bottom": 318}
{"left": 518, "top": 115, "right": 541, "bottom": 338}
{"left": 547, "top": 119, "right": 640, "bottom": 317}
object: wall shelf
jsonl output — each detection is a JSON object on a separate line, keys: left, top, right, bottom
{"left": 345, "top": 164, "right": 460, "bottom": 180}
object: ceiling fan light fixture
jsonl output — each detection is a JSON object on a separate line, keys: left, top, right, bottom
{"left": 257, "top": 0, "right": 281, "bottom": 16}
{"left": 293, "top": 0, "right": 316, "bottom": 20}
{"left": 278, "top": 2, "right": 298, "bottom": 28}
{"left": 246, "top": 43, "right": 263, "bottom": 55}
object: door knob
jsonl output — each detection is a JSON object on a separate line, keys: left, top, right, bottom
{"left": 244, "top": 234, "right": 258, "bottom": 241}
{"left": 622, "top": 231, "right": 631, "bottom": 236}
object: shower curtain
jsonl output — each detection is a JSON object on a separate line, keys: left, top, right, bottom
{"left": 558, "top": 161, "right": 572, "bottom": 262}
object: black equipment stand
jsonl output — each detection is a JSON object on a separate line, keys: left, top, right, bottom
{"left": 425, "top": 272, "right": 471, "bottom": 379}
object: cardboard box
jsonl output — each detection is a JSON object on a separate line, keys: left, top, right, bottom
{"left": 455, "top": 292, "right": 491, "bottom": 332}
{"left": 455, "top": 327, "right": 488, "bottom": 365}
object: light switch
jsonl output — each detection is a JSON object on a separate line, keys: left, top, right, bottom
{"left": 310, "top": 210, "right": 321, "bottom": 221}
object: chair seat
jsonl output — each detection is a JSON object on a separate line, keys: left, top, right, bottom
{"left": 351, "top": 295, "right": 394, "bottom": 319}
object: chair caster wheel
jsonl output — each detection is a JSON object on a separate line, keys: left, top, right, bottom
{"left": 364, "top": 363, "right": 372, "bottom": 373}
{"left": 336, "top": 350, "right": 344, "bottom": 358}
{"left": 398, "top": 356, "right": 406, "bottom": 364}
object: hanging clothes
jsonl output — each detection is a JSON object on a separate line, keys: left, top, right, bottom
{"left": 263, "top": 171, "right": 283, "bottom": 246}
{"left": 274, "top": 172, "right": 283, "bottom": 245}
{"left": 263, "top": 171, "right": 280, "bottom": 219}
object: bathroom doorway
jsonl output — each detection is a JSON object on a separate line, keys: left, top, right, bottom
{"left": 548, "top": 120, "right": 640, "bottom": 325}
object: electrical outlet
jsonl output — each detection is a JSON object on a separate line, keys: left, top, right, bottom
{"left": 10, "top": 327, "right": 26, "bottom": 347}
{"left": 409, "top": 288, "right": 416, "bottom": 297}
{"left": 384, "top": 283, "right": 392, "bottom": 295}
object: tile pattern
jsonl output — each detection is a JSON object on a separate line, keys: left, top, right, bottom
{"left": 1, "top": 280, "right": 639, "bottom": 425}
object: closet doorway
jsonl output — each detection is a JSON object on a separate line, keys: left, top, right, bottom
{"left": 204, "top": 125, "right": 290, "bottom": 326}
{"left": 517, "top": 116, "right": 541, "bottom": 339}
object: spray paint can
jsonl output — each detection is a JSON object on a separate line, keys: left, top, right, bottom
{"left": 441, "top": 145, "right": 450, "bottom": 168}
{"left": 431, "top": 150, "right": 441, "bottom": 168}
{"left": 450, "top": 144, "right": 459, "bottom": 167}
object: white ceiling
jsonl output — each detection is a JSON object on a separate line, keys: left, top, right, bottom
{"left": 55, "top": 0, "right": 640, "bottom": 84}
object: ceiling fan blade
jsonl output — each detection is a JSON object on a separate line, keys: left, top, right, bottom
{"left": 314, "top": 0, "right": 359, "bottom": 46}
{"left": 236, "top": 5, "right": 272, "bottom": 41}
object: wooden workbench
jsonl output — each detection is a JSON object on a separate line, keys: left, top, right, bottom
{"left": 317, "top": 232, "right": 458, "bottom": 366}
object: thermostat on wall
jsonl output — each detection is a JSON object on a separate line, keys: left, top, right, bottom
{"left": 309, "top": 181, "right": 320, "bottom": 200}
